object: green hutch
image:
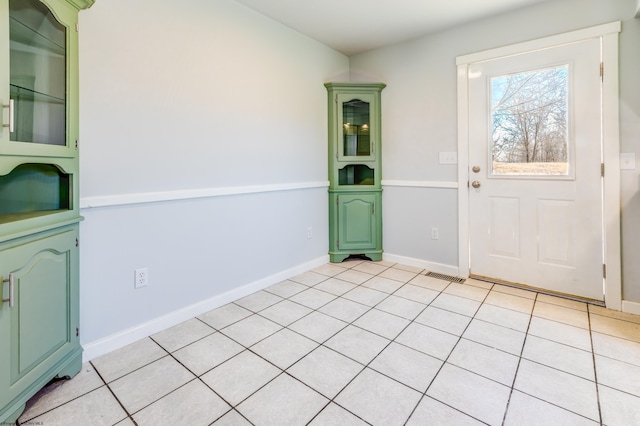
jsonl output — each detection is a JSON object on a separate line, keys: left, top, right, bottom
{"left": 325, "top": 82, "right": 385, "bottom": 262}
{"left": 0, "top": 0, "right": 92, "bottom": 422}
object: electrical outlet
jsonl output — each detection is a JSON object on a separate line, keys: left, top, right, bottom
{"left": 134, "top": 267, "right": 148, "bottom": 288}
{"left": 307, "top": 226, "right": 313, "bottom": 239}
{"left": 431, "top": 227, "right": 439, "bottom": 240}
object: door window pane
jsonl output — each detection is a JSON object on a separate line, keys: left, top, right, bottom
{"left": 9, "top": 0, "right": 67, "bottom": 146}
{"left": 490, "top": 65, "right": 568, "bottom": 175}
{"left": 343, "top": 99, "right": 370, "bottom": 156}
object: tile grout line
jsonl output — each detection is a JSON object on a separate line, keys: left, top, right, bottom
{"left": 16, "top": 365, "right": 134, "bottom": 426}
{"left": 148, "top": 333, "right": 257, "bottom": 425}
{"left": 303, "top": 267, "right": 430, "bottom": 425}
{"left": 587, "top": 304, "right": 604, "bottom": 425}
{"left": 499, "top": 291, "right": 537, "bottom": 425}
{"left": 203, "top": 265, "right": 456, "bottom": 424}
{"left": 146, "top": 326, "right": 293, "bottom": 426}
{"left": 405, "top": 279, "right": 496, "bottom": 425}
{"left": 297, "top": 264, "right": 403, "bottom": 424}
{"left": 181, "top": 265, "right": 383, "bottom": 423}
{"left": 88, "top": 359, "right": 138, "bottom": 426}
{"left": 230, "top": 263, "right": 395, "bottom": 424}
{"left": 500, "top": 296, "right": 602, "bottom": 424}
{"left": 293, "top": 264, "right": 429, "bottom": 424}
{"left": 353, "top": 273, "right": 518, "bottom": 424}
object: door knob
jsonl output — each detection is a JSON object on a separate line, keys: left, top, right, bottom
{"left": 472, "top": 165, "right": 480, "bottom": 173}
{"left": 471, "top": 181, "right": 481, "bottom": 188}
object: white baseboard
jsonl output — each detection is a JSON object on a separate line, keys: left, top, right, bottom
{"left": 81, "top": 255, "right": 330, "bottom": 362}
{"left": 382, "top": 253, "right": 460, "bottom": 277}
{"left": 622, "top": 300, "right": 640, "bottom": 316}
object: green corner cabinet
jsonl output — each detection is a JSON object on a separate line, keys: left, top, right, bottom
{"left": 0, "top": 0, "right": 93, "bottom": 422}
{"left": 325, "top": 82, "right": 385, "bottom": 263}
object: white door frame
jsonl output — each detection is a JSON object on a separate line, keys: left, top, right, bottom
{"left": 456, "top": 22, "right": 622, "bottom": 310}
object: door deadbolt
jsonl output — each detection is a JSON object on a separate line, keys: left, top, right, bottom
{"left": 472, "top": 165, "right": 480, "bottom": 173}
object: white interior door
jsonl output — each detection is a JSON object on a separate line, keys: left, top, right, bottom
{"left": 468, "top": 38, "right": 604, "bottom": 301}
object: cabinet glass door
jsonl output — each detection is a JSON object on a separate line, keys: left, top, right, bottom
{"left": 337, "top": 93, "right": 376, "bottom": 161}
{"left": 9, "top": 0, "right": 66, "bottom": 146}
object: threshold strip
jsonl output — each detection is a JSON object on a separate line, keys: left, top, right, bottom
{"left": 469, "top": 274, "right": 606, "bottom": 307}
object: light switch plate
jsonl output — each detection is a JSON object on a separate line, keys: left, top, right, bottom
{"left": 620, "top": 153, "right": 636, "bottom": 170}
{"left": 439, "top": 152, "right": 457, "bottom": 164}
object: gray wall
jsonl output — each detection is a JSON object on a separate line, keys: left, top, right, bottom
{"left": 77, "top": 0, "right": 348, "bottom": 358}
{"left": 349, "top": 0, "right": 640, "bottom": 301}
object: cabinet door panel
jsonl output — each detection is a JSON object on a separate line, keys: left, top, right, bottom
{"left": 14, "top": 247, "right": 69, "bottom": 378}
{"left": 338, "top": 194, "right": 376, "bottom": 250}
{"left": 0, "top": 227, "right": 77, "bottom": 409}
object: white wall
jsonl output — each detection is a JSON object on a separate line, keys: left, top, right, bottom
{"left": 350, "top": 0, "right": 640, "bottom": 301}
{"left": 77, "top": 0, "right": 348, "bottom": 359}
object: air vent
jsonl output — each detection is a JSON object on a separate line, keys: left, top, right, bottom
{"left": 424, "top": 271, "right": 465, "bottom": 283}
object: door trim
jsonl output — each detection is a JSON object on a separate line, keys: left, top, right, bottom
{"left": 456, "top": 22, "right": 621, "bottom": 310}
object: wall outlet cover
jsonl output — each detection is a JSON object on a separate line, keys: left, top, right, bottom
{"left": 134, "top": 268, "right": 148, "bottom": 288}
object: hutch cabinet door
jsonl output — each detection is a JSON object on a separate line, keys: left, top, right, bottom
{"left": 336, "top": 93, "right": 377, "bottom": 163}
{"left": 337, "top": 193, "right": 378, "bottom": 251}
{"left": 0, "top": 225, "right": 80, "bottom": 420}
{"left": 0, "top": 0, "right": 78, "bottom": 158}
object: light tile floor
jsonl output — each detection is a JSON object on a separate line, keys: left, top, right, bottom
{"left": 16, "top": 260, "right": 640, "bottom": 425}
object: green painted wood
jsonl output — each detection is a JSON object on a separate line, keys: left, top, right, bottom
{"left": 0, "top": 164, "right": 71, "bottom": 215}
{"left": 337, "top": 193, "right": 377, "bottom": 250}
{"left": 0, "top": 0, "right": 82, "bottom": 422}
{"left": 0, "top": 225, "right": 80, "bottom": 423}
{"left": 61, "top": 0, "right": 94, "bottom": 10}
{"left": 326, "top": 83, "right": 385, "bottom": 263}
{"left": 0, "top": 0, "right": 81, "bottom": 240}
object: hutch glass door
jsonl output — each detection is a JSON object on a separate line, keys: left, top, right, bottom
{"left": 9, "top": 0, "right": 66, "bottom": 146}
{"left": 337, "top": 93, "right": 376, "bottom": 162}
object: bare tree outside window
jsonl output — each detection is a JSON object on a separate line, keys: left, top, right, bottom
{"left": 491, "top": 65, "right": 569, "bottom": 175}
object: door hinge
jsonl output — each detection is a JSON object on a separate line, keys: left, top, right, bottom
{"left": 75, "top": 139, "right": 79, "bottom": 149}
{"left": 600, "top": 62, "right": 604, "bottom": 80}
{"left": 76, "top": 237, "right": 79, "bottom": 247}
{"left": 601, "top": 163, "right": 605, "bottom": 177}
{"left": 75, "top": 23, "right": 79, "bottom": 32}
{"left": 336, "top": 151, "right": 338, "bottom": 160}
{"left": 76, "top": 327, "right": 79, "bottom": 337}
{"left": 336, "top": 240, "right": 339, "bottom": 248}
{"left": 336, "top": 195, "right": 339, "bottom": 205}
{"left": 603, "top": 264, "right": 607, "bottom": 279}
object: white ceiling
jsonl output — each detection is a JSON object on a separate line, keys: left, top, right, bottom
{"left": 234, "top": 0, "right": 552, "bottom": 56}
